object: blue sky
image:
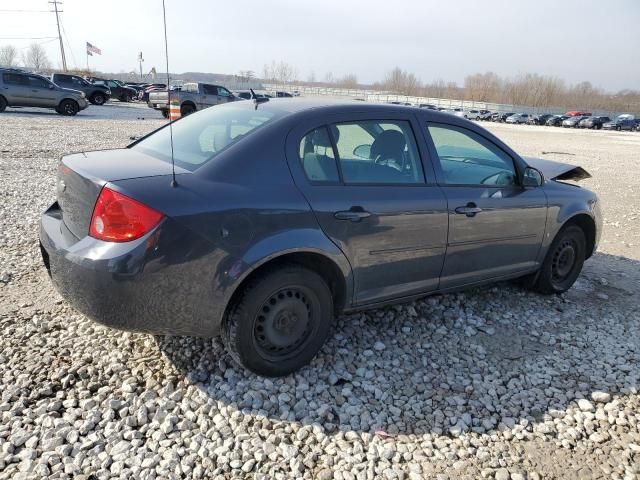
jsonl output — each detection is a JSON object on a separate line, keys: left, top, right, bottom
{"left": 1, "top": 0, "right": 638, "bottom": 91}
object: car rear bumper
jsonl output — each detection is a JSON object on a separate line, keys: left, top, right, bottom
{"left": 39, "top": 202, "right": 224, "bottom": 338}
{"left": 148, "top": 101, "right": 168, "bottom": 110}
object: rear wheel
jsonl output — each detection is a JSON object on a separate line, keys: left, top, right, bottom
{"left": 161, "top": 109, "right": 169, "bottom": 119}
{"left": 90, "top": 92, "right": 106, "bottom": 105}
{"left": 534, "top": 225, "right": 586, "bottom": 294}
{"left": 58, "top": 99, "right": 79, "bottom": 116}
{"left": 180, "top": 103, "right": 195, "bottom": 116}
{"left": 222, "top": 265, "right": 333, "bottom": 376}
{"left": 0, "top": 95, "right": 6, "bottom": 112}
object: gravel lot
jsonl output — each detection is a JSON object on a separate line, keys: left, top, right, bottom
{"left": 1, "top": 104, "right": 639, "bottom": 479}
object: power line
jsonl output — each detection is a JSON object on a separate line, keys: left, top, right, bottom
{"left": 0, "top": 9, "right": 50, "bottom": 12}
{"left": 59, "top": 18, "right": 77, "bottom": 69}
{"left": 0, "top": 36, "right": 58, "bottom": 40}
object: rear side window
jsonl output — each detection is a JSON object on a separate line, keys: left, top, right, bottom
{"left": 298, "top": 127, "right": 339, "bottom": 183}
{"left": 202, "top": 84, "right": 217, "bottom": 95}
{"left": 427, "top": 123, "right": 517, "bottom": 186}
{"left": 333, "top": 120, "right": 424, "bottom": 184}
{"left": 28, "top": 76, "right": 51, "bottom": 89}
{"left": 2, "top": 73, "right": 28, "bottom": 86}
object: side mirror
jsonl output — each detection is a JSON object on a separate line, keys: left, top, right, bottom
{"left": 353, "top": 144, "right": 371, "bottom": 159}
{"left": 522, "top": 167, "right": 543, "bottom": 187}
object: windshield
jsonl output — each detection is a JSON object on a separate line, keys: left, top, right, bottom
{"left": 131, "top": 102, "right": 285, "bottom": 171}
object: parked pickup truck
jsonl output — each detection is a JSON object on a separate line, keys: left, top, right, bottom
{"left": 148, "top": 82, "right": 238, "bottom": 117}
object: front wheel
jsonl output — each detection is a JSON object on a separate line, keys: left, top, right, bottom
{"left": 222, "top": 265, "right": 333, "bottom": 376}
{"left": 534, "top": 225, "right": 586, "bottom": 294}
{"left": 180, "top": 104, "right": 195, "bottom": 116}
{"left": 58, "top": 99, "right": 79, "bottom": 116}
{"left": 0, "top": 95, "right": 6, "bottom": 112}
{"left": 90, "top": 92, "right": 106, "bottom": 105}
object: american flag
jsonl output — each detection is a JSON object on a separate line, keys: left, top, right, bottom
{"left": 86, "top": 42, "right": 102, "bottom": 56}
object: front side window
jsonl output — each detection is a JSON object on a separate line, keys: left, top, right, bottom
{"left": 217, "top": 87, "right": 232, "bottom": 97}
{"left": 107, "top": 80, "right": 119, "bottom": 88}
{"left": 28, "top": 76, "right": 51, "bottom": 89}
{"left": 333, "top": 120, "right": 424, "bottom": 184}
{"left": 427, "top": 123, "right": 517, "bottom": 186}
{"left": 298, "top": 127, "right": 339, "bottom": 183}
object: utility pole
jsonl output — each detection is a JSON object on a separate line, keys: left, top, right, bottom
{"left": 49, "top": 0, "right": 67, "bottom": 71}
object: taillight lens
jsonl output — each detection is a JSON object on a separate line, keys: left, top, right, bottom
{"left": 89, "top": 187, "right": 163, "bottom": 242}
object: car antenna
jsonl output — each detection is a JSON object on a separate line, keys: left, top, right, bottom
{"left": 250, "top": 88, "right": 269, "bottom": 109}
{"left": 162, "top": 0, "right": 177, "bottom": 188}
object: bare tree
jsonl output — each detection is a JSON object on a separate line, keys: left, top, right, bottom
{"left": 0, "top": 45, "right": 18, "bottom": 67}
{"left": 22, "top": 43, "right": 50, "bottom": 71}
{"left": 383, "top": 67, "right": 422, "bottom": 95}
{"left": 335, "top": 73, "right": 358, "bottom": 89}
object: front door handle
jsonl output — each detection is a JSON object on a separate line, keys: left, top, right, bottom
{"left": 455, "top": 203, "right": 482, "bottom": 217}
{"left": 334, "top": 208, "right": 371, "bottom": 222}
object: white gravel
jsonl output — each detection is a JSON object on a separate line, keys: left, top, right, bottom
{"left": 1, "top": 105, "right": 639, "bottom": 479}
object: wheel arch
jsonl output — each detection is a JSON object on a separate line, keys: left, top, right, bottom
{"left": 563, "top": 213, "right": 596, "bottom": 259}
{"left": 224, "top": 249, "right": 352, "bottom": 321}
{"left": 181, "top": 100, "right": 196, "bottom": 109}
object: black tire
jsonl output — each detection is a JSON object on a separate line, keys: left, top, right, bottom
{"left": 58, "top": 99, "right": 79, "bottom": 116}
{"left": 222, "top": 265, "right": 333, "bottom": 376}
{"left": 180, "top": 104, "right": 195, "bottom": 116}
{"left": 90, "top": 92, "right": 106, "bottom": 105}
{"left": 534, "top": 225, "right": 586, "bottom": 294}
{"left": 0, "top": 95, "right": 6, "bottom": 112}
{"left": 616, "top": 126, "right": 621, "bottom": 131}
{"left": 161, "top": 109, "right": 169, "bottom": 119}
{"left": 127, "top": 93, "right": 134, "bottom": 102}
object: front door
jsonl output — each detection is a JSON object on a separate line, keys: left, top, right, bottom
{"left": 287, "top": 114, "right": 448, "bottom": 305}
{"left": 26, "top": 75, "right": 58, "bottom": 107}
{"left": 424, "top": 122, "right": 547, "bottom": 288}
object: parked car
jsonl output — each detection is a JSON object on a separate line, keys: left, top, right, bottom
{"left": 635, "top": 119, "right": 640, "bottom": 132}
{"left": 276, "top": 91, "right": 294, "bottom": 98}
{"left": 492, "top": 112, "right": 516, "bottom": 122}
{"left": 92, "top": 79, "right": 137, "bottom": 102}
{"left": 562, "top": 115, "right": 589, "bottom": 128}
{"left": 0, "top": 68, "right": 89, "bottom": 115}
{"left": 528, "top": 114, "right": 554, "bottom": 125}
{"left": 565, "top": 111, "right": 592, "bottom": 117}
{"left": 546, "top": 115, "right": 569, "bottom": 126}
{"left": 476, "top": 110, "right": 492, "bottom": 120}
{"left": 139, "top": 84, "right": 167, "bottom": 102}
{"left": 418, "top": 103, "right": 438, "bottom": 110}
{"left": 578, "top": 116, "right": 611, "bottom": 129}
{"left": 505, "top": 113, "right": 530, "bottom": 124}
{"left": 51, "top": 73, "right": 111, "bottom": 105}
{"left": 40, "top": 99, "right": 601, "bottom": 376}
{"left": 234, "top": 90, "right": 270, "bottom": 100}
{"left": 148, "top": 82, "right": 238, "bottom": 117}
{"left": 462, "top": 109, "right": 490, "bottom": 120}
{"left": 602, "top": 114, "right": 636, "bottom": 131}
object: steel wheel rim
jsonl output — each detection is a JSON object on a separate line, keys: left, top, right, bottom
{"left": 551, "top": 239, "right": 576, "bottom": 282}
{"left": 253, "top": 287, "right": 315, "bottom": 360}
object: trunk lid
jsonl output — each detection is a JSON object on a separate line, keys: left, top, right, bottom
{"left": 57, "top": 149, "right": 189, "bottom": 239}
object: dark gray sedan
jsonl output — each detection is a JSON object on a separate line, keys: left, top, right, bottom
{"left": 39, "top": 99, "right": 601, "bottom": 376}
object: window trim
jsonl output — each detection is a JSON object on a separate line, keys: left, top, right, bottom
{"left": 425, "top": 121, "right": 522, "bottom": 188}
{"left": 327, "top": 119, "right": 427, "bottom": 187}
{"left": 297, "top": 125, "right": 342, "bottom": 186}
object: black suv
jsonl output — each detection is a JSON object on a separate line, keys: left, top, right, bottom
{"left": 51, "top": 73, "right": 111, "bottom": 105}
{"left": 91, "top": 79, "right": 137, "bottom": 102}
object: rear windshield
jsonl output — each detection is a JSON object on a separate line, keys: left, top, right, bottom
{"left": 131, "top": 102, "right": 283, "bottom": 171}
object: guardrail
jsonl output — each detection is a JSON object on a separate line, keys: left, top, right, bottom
{"left": 263, "top": 83, "right": 637, "bottom": 119}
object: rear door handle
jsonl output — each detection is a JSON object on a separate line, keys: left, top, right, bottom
{"left": 455, "top": 203, "right": 482, "bottom": 217}
{"left": 334, "top": 208, "right": 371, "bottom": 222}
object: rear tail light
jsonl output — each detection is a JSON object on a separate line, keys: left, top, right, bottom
{"left": 89, "top": 186, "right": 163, "bottom": 242}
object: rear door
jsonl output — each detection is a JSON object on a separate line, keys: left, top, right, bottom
{"left": 423, "top": 122, "right": 547, "bottom": 288}
{"left": 1, "top": 72, "right": 31, "bottom": 105}
{"left": 200, "top": 84, "right": 218, "bottom": 108}
{"left": 286, "top": 111, "right": 448, "bottom": 305}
